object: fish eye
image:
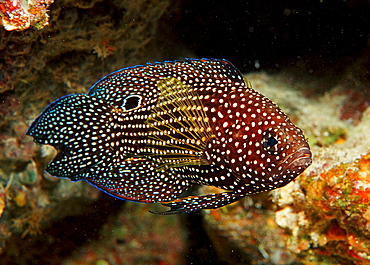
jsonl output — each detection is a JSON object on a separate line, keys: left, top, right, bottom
{"left": 262, "top": 128, "right": 287, "bottom": 155}
{"left": 121, "top": 95, "right": 142, "bottom": 111}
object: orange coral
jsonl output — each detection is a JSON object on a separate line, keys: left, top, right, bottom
{"left": 202, "top": 150, "right": 370, "bottom": 264}
{"left": 283, "top": 152, "right": 370, "bottom": 263}
{"left": 0, "top": 0, "right": 54, "bottom": 31}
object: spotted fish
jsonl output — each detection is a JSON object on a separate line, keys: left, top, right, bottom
{"left": 27, "top": 59, "right": 312, "bottom": 214}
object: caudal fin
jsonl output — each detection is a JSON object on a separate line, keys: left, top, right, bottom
{"left": 27, "top": 94, "right": 115, "bottom": 180}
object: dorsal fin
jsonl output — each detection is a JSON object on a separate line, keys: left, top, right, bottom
{"left": 145, "top": 77, "right": 215, "bottom": 170}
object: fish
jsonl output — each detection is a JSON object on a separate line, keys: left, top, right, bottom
{"left": 26, "top": 58, "right": 312, "bottom": 214}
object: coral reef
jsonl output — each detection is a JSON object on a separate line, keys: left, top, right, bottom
{"left": 281, "top": 152, "right": 370, "bottom": 263}
{"left": 0, "top": 0, "right": 177, "bottom": 94}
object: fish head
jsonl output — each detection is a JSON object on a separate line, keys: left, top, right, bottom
{"left": 256, "top": 122, "right": 312, "bottom": 188}
{"left": 239, "top": 97, "right": 311, "bottom": 192}
{"left": 207, "top": 88, "right": 312, "bottom": 193}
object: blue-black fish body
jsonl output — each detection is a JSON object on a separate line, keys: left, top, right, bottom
{"left": 27, "top": 59, "right": 312, "bottom": 214}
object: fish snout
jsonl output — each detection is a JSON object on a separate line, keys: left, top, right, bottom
{"left": 277, "top": 147, "right": 312, "bottom": 180}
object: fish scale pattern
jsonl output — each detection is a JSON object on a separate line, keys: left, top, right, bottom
{"left": 27, "top": 58, "right": 312, "bottom": 214}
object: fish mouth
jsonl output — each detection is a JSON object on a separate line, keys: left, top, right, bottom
{"left": 275, "top": 147, "right": 312, "bottom": 179}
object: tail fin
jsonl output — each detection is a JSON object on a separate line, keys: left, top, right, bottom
{"left": 27, "top": 94, "right": 115, "bottom": 180}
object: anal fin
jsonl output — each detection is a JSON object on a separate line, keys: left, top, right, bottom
{"left": 151, "top": 192, "right": 245, "bottom": 215}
